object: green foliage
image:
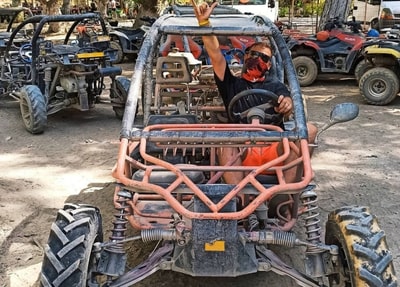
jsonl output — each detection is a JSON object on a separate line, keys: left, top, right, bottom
{"left": 279, "top": 6, "right": 289, "bottom": 17}
{"left": 279, "top": 0, "right": 325, "bottom": 17}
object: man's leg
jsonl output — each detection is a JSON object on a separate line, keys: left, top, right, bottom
{"left": 283, "top": 122, "right": 318, "bottom": 183}
{"left": 217, "top": 147, "right": 244, "bottom": 184}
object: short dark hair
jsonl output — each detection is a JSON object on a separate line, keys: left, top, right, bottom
{"left": 246, "top": 41, "right": 272, "bottom": 54}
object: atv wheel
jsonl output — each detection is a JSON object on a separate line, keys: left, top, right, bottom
{"left": 325, "top": 206, "right": 397, "bottom": 287}
{"left": 19, "top": 85, "right": 47, "bottom": 134}
{"left": 40, "top": 204, "right": 103, "bottom": 287}
{"left": 293, "top": 56, "right": 318, "bottom": 87}
{"left": 110, "top": 40, "right": 124, "bottom": 64}
{"left": 112, "top": 76, "right": 131, "bottom": 119}
{"left": 359, "top": 67, "right": 399, "bottom": 105}
{"left": 354, "top": 60, "right": 373, "bottom": 83}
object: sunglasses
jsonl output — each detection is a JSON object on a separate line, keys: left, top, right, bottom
{"left": 245, "top": 50, "right": 271, "bottom": 63}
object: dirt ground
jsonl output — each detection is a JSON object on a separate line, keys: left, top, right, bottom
{"left": 1, "top": 65, "right": 400, "bottom": 287}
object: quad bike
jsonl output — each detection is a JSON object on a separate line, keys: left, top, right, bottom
{"left": 39, "top": 6, "right": 397, "bottom": 287}
{"left": 108, "top": 16, "right": 156, "bottom": 63}
{"left": 358, "top": 37, "right": 400, "bottom": 105}
{"left": 286, "top": 17, "right": 368, "bottom": 86}
{"left": 0, "top": 13, "right": 129, "bottom": 134}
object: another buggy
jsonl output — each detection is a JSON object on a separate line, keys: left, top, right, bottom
{"left": 0, "top": 13, "right": 129, "bottom": 134}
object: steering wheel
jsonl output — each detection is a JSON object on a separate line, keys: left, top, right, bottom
{"left": 223, "top": 48, "right": 245, "bottom": 65}
{"left": 19, "top": 43, "right": 33, "bottom": 63}
{"left": 227, "top": 89, "right": 279, "bottom": 123}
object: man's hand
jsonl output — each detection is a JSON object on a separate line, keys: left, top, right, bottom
{"left": 275, "top": 95, "right": 293, "bottom": 116}
{"left": 190, "top": 0, "right": 218, "bottom": 23}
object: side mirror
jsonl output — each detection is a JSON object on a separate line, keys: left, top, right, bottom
{"left": 268, "top": 0, "right": 275, "bottom": 8}
{"left": 315, "top": 103, "right": 359, "bottom": 145}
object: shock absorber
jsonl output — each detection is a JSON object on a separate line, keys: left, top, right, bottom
{"left": 44, "top": 67, "right": 52, "bottom": 104}
{"left": 300, "top": 186, "right": 325, "bottom": 278}
{"left": 300, "top": 187, "right": 321, "bottom": 249}
{"left": 109, "top": 189, "right": 132, "bottom": 250}
{"left": 97, "top": 189, "right": 132, "bottom": 277}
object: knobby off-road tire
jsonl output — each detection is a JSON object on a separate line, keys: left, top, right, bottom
{"left": 19, "top": 85, "right": 47, "bottom": 134}
{"left": 325, "top": 206, "right": 397, "bottom": 287}
{"left": 354, "top": 60, "right": 373, "bottom": 83}
{"left": 292, "top": 56, "right": 318, "bottom": 87}
{"left": 126, "top": 53, "right": 138, "bottom": 62}
{"left": 110, "top": 40, "right": 124, "bottom": 64}
{"left": 112, "top": 76, "right": 131, "bottom": 120}
{"left": 40, "top": 204, "right": 103, "bottom": 287}
{"left": 359, "top": 67, "right": 399, "bottom": 105}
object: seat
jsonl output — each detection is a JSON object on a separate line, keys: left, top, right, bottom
{"left": 131, "top": 115, "right": 205, "bottom": 184}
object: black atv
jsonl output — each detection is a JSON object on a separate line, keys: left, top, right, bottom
{"left": 108, "top": 16, "right": 156, "bottom": 63}
{"left": 0, "top": 13, "right": 129, "bottom": 134}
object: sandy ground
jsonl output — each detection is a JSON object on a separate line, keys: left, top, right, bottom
{"left": 0, "top": 68, "right": 400, "bottom": 287}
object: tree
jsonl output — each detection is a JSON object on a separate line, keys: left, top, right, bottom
{"left": 132, "top": 0, "right": 159, "bottom": 28}
{"left": 318, "top": 0, "right": 352, "bottom": 31}
{"left": 60, "top": 0, "right": 70, "bottom": 15}
{"left": 36, "top": 0, "right": 61, "bottom": 33}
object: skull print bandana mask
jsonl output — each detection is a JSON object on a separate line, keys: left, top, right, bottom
{"left": 241, "top": 57, "right": 270, "bottom": 83}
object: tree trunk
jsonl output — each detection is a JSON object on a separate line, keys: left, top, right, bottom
{"left": 133, "top": 0, "right": 159, "bottom": 28}
{"left": 318, "top": 0, "right": 352, "bottom": 31}
{"left": 97, "top": 0, "right": 108, "bottom": 18}
{"left": 61, "top": 0, "right": 70, "bottom": 14}
{"left": 37, "top": 0, "right": 61, "bottom": 33}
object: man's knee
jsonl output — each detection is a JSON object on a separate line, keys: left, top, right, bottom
{"left": 307, "top": 123, "right": 318, "bottom": 143}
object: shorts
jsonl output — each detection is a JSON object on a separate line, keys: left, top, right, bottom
{"left": 242, "top": 142, "right": 281, "bottom": 174}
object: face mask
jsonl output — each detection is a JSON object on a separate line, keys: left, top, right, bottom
{"left": 241, "top": 56, "right": 270, "bottom": 83}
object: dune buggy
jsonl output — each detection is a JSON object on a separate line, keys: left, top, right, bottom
{"left": 40, "top": 4, "right": 397, "bottom": 287}
{"left": 359, "top": 37, "right": 400, "bottom": 105}
{"left": 0, "top": 13, "right": 129, "bottom": 134}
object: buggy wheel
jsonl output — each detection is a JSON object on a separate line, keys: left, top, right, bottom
{"left": 359, "top": 67, "right": 399, "bottom": 105}
{"left": 19, "top": 85, "right": 47, "bottom": 134}
{"left": 112, "top": 76, "right": 131, "bottom": 119}
{"left": 292, "top": 56, "right": 318, "bottom": 87}
{"left": 325, "top": 206, "right": 397, "bottom": 287}
{"left": 40, "top": 204, "right": 103, "bottom": 287}
{"left": 354, "top": 60, "right": 373, "bottom": 83}
{"left": 110, "top": 40, "right": 124, "bottom": 64}
{"left": 126, "top": 53, "right": 137, "bottom": 62}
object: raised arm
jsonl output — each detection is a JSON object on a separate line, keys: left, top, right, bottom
{"left": 191, "top": 0, "right": 227, "bottom": 81}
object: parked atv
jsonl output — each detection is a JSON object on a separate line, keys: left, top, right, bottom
{"left": 287, "top": 17, "right": 367, "bottom": 86}
{"left": 359, "top": 38, "right": 400, "bottom": 105}
{"left": 108, "top": 16, "right": 156, "bottom": 63}
{"left": 0, "top": 13, "right": 129, "bottom": 134}
{"left": 39, "top": 6, "right": 397, "bottom": 287}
